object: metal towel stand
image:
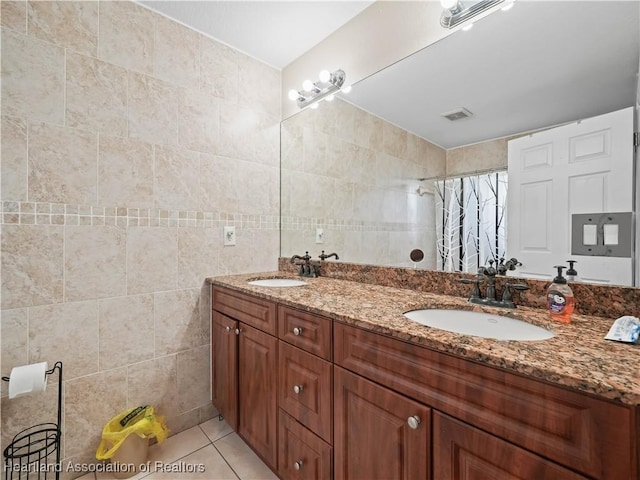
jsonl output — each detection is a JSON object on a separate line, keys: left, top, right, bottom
{"left": 2, "top": 361, "right": 63, "bottom": 480}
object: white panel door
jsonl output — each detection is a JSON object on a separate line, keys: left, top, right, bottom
{"left": 507, "top": 107, "right": 634, "bottom": 285}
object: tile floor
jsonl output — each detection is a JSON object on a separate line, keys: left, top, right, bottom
{"left": 78, "top": 418, "right": 278, "bottom": 480}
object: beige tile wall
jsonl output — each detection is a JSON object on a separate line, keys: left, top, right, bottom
{"left": 281, "top": 98, "right": 445, "bottom": 268}
{"left": 445, "top": 137, "right": 509, "bottom": 177}
{"left": 0, "top": 0, "right": 280, "bottom": 474}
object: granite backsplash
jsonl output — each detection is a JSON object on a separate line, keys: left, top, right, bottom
{"left": 278, "top": 258, "right": 640, "bottom": 320}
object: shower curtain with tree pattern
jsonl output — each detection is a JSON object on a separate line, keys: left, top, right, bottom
{"left": 435, "top": 171, "right": 508, "bottom": 273}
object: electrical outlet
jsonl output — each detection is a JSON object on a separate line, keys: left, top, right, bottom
{"left": 315, "top": 228, "right": 324, "bottom": 244}
{"left": 224, "top": 226, "right": 236, "bottom": 246}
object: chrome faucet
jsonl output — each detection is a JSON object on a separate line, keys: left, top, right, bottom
{"left": 459, "top": 260, "right": 529, "bottom": 308}
{"left": 290, "top": 251, "right": 318, "bottom": 278}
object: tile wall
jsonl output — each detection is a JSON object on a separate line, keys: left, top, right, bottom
{"left": 281, "top": 99, "right": 446, "bottom": 268}
{"left": 0, "top": 0, "right": 280, "bottom": 475}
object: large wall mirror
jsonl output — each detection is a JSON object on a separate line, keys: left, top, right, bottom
{"left": 280, "top": 1, "right": 640, "bottom": 285}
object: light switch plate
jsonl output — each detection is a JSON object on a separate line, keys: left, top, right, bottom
{"left": 315, "top": 228, "right": 324, "bottom": 244}
{"left": 223, "top": 226, "right": 236, "bottom": 246}
{"left": 571, "top": 212, "right": 632, "bottom": 257}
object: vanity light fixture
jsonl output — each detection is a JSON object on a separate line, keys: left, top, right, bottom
{"left": 288, "top": 69, "right": 347, "bottom": 109}
{"left": 440, "top": 0, "right": 507, "bottom": 29}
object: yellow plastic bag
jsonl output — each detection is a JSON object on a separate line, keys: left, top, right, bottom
{"left": 96, "top": 406, "right": 168, "bottom": 460}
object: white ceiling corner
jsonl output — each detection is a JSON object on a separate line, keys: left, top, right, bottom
{"left": 139, "top": 1, "right": 375, "bottom": 69}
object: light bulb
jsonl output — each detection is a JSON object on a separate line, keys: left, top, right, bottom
{"left": 325, "top": 94, "right": 335, "bottom": 102}
{"left": 319, "top": 70, "right": 331, "bottom": 83}
{"left": 462, "top": 23, "right": 474, "bottom": 31}
{"left": 342, "top": 85, "right": 352, "bottom": 94}
{"left": 440, "top": 0, "right": 459, "bottom": 10}
{"left": 288, "top": 89, "right": 299, "bottom": 101}
{"left": 302, "top": 79, "right": 314, "bottom": 91}
{"left": 310, "top": 102, "right": 319, "bottom": 109}
{"left": 501, "top": 0, "right": 514, "bottom": 11}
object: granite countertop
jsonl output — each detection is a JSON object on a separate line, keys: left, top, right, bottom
{"left": 208, "top": 272, "right": 640, "bottom": 406}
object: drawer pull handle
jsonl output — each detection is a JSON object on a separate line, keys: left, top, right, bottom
{"left": 293, "top": 327, "right": 303, "bottom": 336}
{"left": 293, "top": 384, "right": 304, "bottom": 394}
{"left": 293, "top": 460, "right": 303, "bottom": 471}
{"left": 407, "top": 415, "right": 421, "bottom": 430}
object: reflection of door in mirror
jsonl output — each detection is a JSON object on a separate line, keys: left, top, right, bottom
{"left": 508, "top": 107, "right": 633, "bottom": 286}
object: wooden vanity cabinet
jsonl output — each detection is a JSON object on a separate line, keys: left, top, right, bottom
{"left": 433, "top": 413, "right": 588, "bottom": 480}
{"left": 212, "top": 287, "right": 278, "bottom": 470}
{"left": 334, "top": 322, "right": 637, "bottom": 480}
{"left": 334, "top": 366, "right": 430, "bottom": 480}
{"left": 212, "top": 311, "right": 238, "bottom": 430}
{"left": 277, "top": 306, "right": 334, "bottom": 480}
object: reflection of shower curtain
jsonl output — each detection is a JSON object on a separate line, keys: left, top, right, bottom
{"left": 435, "top": 171, "right": 507, "bottom": 273}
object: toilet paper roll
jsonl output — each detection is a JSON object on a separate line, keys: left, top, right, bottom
{"left": 8, "top": 362, "right": 48, "bottom": 399}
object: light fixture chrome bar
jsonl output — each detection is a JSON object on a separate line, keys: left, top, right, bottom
{"left": 295, "top": 69, "right": 346, "bottom": 109}
{"left": 440, "top": 0, "right": 505, "bottom": 29}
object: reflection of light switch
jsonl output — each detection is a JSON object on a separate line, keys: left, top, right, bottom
{"left": 583, "top": 224, "right": 597, "bottom": 245}
{"left": 315, "top": 228, "right": 324, "bottom": 244}
{"left": 223, "top": 226, "right": 236, "bottom": 246}
{"left": 604, "top": 224, "right": 619, "bottom": 245}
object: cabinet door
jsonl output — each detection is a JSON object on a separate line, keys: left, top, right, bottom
{"left": 433, "top": 412, "right": 589, "bottom": 480}
{"left": 334, "top": 367, "right": 430, "bottom": 480}
{"left": 212, "top": 311, "right": 238, "bottom": 430}
{"left": 238, "top": 323, "right": 278, "bottom": 469}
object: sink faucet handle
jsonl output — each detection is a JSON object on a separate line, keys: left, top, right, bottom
{"left": 459, "top": 278, "right": 482, "bottom": 300}
{"left": 501, "top": 283, "right": 530, "bottom": 307}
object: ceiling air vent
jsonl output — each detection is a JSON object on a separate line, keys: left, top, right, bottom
{"left": 441, "top": 108, "right": 473, "bottom": 121}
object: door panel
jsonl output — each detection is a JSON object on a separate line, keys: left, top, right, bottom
{"left": 433, "top": 412, "right": 588, "bottom": 480}
{"left": 508, "top": 106, "right": 633, "bottom": 284}
{"left": 238, "top": 323, "right": 278, "bottom": 469}
{"left": 212, "top": 310, "right": 238, "bottom": 429}
{"left": 334, "top": 367, "right": 430, "bottom": 480}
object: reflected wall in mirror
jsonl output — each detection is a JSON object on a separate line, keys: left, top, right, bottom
{"left": 280, "top": 1, "right": 640, "bottom": 284}
{"left": 281, "top": 98, "right": 445, "bottom": 268}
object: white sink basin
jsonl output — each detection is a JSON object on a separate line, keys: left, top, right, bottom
{"left": 403, "top": 309, "right": 554, "bottom": 341}
{"left": 247, "top": 278, "right": 308, "bottom": 287}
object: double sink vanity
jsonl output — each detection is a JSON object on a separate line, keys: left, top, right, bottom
{"left": 209, "top": 269, "right": 640, "bottom": 480}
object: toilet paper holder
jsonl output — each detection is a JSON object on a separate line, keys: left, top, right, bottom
{"left": 2, "top": 361, "right": 63, "bottom": 480}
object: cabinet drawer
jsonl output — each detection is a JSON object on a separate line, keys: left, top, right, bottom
{"left": 278, "top": 410, "right": 332, "bottom": 480}
{"left": 278, "top": 306, "right": 332, "bottom": 360}
{"left": 279, "top": 341, "right": 332, "bottom": 443}
{"left": 334, "top": 323, "right": 634, "bottom": 480}
{"left": 213, "top": 286, "right": 277, "bottom": 335}
{"left": 433, "top": 412, "right": 588, "bottom": 480}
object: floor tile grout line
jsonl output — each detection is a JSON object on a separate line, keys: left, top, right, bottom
{"left": 211, "top": 442, "right": 241, "bottom": 480}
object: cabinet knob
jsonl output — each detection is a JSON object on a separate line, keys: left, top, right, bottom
{"left": 225, "top": 326, "right": 231, "bottom": 333}
{"left": 293, "top": 460, "right": 303, "bottom": 471}
{"left": 293, "top": 384, "right": 304, "bottom": 394}
{"left": 407, "top": 415, "right": 421, "bottom": 430}
{"left": 234, "top": 328, "right": 240, "bottom": 335}
{"left": 292, "top": 327, "right": 303, "bottom": 336}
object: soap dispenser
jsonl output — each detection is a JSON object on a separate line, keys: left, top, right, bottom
{"left": 547, "top": 266, "right": 575, "bottom": 323}
{"left": 566, "top": 260, "right": 580, "bottom": 282}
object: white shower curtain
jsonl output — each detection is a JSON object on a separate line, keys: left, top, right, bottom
{"left": 435, "top": 171, "right": 508, "bottom": 273}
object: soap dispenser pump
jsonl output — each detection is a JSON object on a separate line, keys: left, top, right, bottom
{"left": 566, "top": 260, "right": 580, "bottom": 282}
{"left": 547, "top": 266, "right": 575, "bottom": 323}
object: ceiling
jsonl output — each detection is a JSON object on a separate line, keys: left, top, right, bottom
{"left": 139, "top": 1, "right": 374, "bottom": 69}
{"left": 139, "top": 1, "right": 639, "bottom": 149}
